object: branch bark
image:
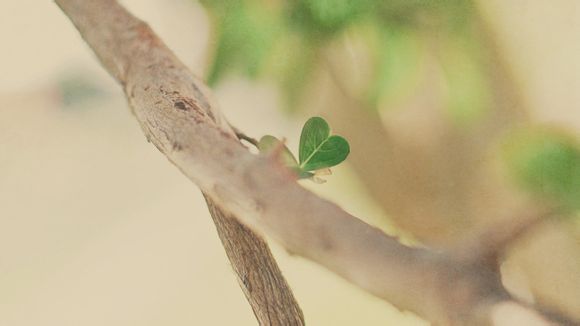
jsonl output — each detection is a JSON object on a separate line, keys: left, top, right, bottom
{"left": 54, "top": 0, "right": 575, "bottom": 324}
{"left": 54, "top": 1, "right": 303, "bottom": 325}
{"left": 452, "top": 207, "right": 555, "bottom": 266}
{"left": 204, "top": 195, "right": 304, "bottom": 325}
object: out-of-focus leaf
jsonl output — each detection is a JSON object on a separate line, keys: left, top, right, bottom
{"left": 376, "top": 0, "right": 473, "bottom": 30}
{"left": 59, "top": 73, "right": 105, "bottom": 107}
{"left": 205, "top": 2, "right": 280, "bottom": 85}
{"left": 366, "top": 26, "right": 423, "bottom": 109}
{"left": 503, "top": 129, "right": 580, "bottom": 211}
{"left": 268, "top": 35, "right": 318, "bottom": 111}
{"left": 198, "top": 0, "right": 231, "bottom": 11}
{"left": 287, "top": 0, "right": 375, "bottom": 39}
{"left": 439, "top": 36, "right": 490, "bottom": 126}
{"left": 299, "top": 117, "right": 350, "bottom": 171}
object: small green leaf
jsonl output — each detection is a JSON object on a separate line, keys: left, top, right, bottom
{"left": 258, "top": 135, "right": 298, "bottom": 168}
{"left": 299, "top": 117, "right": 330, "bottom": 162}
{"left": 298, "top": 117, "right": 350, "bottom": 171}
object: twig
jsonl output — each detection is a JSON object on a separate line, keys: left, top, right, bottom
{"left": 232, "top": 126, "right": 259, "bottom": 147}
{"left": 204, "top": 194, "right": 304, "bottom": 325}
{"left": 453, "top": 206, "right": 557, "bottom": 267}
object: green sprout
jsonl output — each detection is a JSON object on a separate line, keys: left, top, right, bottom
{"left": 258, "top": 117, "right": 350, "bottom": 182}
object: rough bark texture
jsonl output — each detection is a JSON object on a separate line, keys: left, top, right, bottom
{"left": 204, "top": 195, "right": 304, "bottom": 325}
{"left": 54, "top": 1, "right": 304, "bottom": 325}
{"left": 54, "top": 0, "right": 576, "bottom": 325}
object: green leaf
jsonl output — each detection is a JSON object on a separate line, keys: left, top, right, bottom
{"left": 298, "top": 117, "right": 350, "bottom": 171}
{"left": 299, "top": 117, "right": 330, "bottom": 162}
{"left": 258, "top": 135, "right": 299, "bottom": 168}
{"left": 439, "top": 35, "right": 489, "bottom": 126}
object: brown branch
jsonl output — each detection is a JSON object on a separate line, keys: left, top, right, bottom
{"left": 452, "top": 206, "right": 557, "bottom": 267}
{"left": 204, "top": 195, "right": 304, "bottom": 325}
{"left": 232, "top": 126, "right": 259, "bottom": 147}
{"left": 54, "top": 0, "right": 575, "bottom": 324}
{"left": 54, "top": 1, "right": 303, "bottom": 324}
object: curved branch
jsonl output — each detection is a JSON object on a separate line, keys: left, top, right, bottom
{"left": 54, "top": 1, "right": 303, "bottom": 325}
{"left": 54, "top": 0, "right": 574, "bottom": 324}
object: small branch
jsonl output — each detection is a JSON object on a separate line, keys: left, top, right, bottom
{"left": 204, "top": 195, "right": 304, "bottom": 325}
{"left": 453, "top": 206, "right": 556, "bottom": 266}
{"left": 232, "top": 126, "right": 259, "bottom": 147}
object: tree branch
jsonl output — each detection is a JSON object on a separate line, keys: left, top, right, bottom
{"left": 204, "top": 195, "right": 304, "bottom": 325}
{"left": 54, "top": 0, "right": 575, "bottom": 324}
{"left": 453, "top": 207, "right": 556, "bottom": 267}
{"left": 54, "top": 1, "right": 303, "bottom": 325}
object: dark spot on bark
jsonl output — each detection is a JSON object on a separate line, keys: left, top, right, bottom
{"left": 180, "top": 98, "right": 204, "bottom": 115}
{"left": 144, "top": 85, "right": 150, "bottom": 91}
{"left": 242, "top": 274, "right": 252, "bottom": 292}
{"left": 190, "top": 82, "right": 212, "bottom": 109}
{"left": 172, "top": 91, "right": 179, "bottom": 95}
{"left": 174, "top": 101, "right": 187, "bottom": 111}
{"left": 154, "top": 100, "right": 162, "bottom": 105}
{"left": 172, "top": 142, "right": 183, "bottom": 151}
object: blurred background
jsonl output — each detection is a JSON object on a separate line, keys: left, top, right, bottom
{"left": 1, "top": 0, "right": 579, "bottom": 325}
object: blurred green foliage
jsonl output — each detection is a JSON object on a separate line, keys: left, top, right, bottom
{"left": 503, "top": 129, "right": 580, "bottom": 212}
{"left": 200, "top": 1, "right": 580, "bottom": 217}
{"left": 199, "top": 0, "right": 487, "bottom": 120}
{"left": 202, "top": 1, "right": 280, "bottom": 84}
{"left": 286, "top": 0, "right": 375, "bottom": 38}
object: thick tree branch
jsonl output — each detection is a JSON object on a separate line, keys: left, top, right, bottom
{"left": 54, "top": 1, "right": 303, "bottom": 325}
{"left": 55, "top": 0, "right": 574, "bottom": 324}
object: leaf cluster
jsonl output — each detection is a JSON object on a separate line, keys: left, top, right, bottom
{"left": 258, "top": 117, "right": 350, "bottom": 182}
